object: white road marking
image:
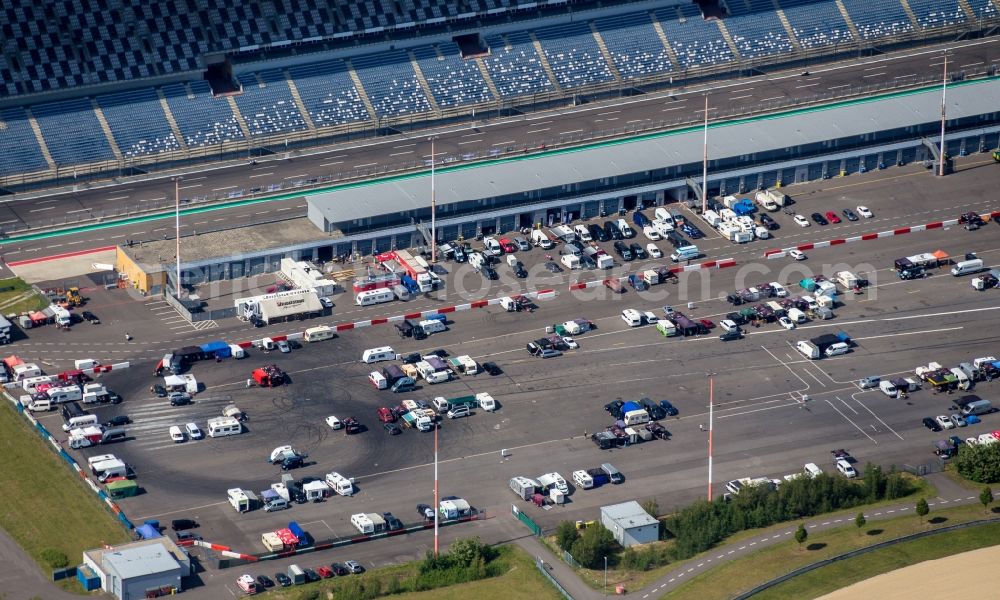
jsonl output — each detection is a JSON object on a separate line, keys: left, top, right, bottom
{"left": 283, "top": 174, "right": 308, "bottom": 179}
{"left": 730, "top": 94, "right": 753, "bottom": 100}
{"left": 212, "top": 186, "right": 238, "bottom": 191}
{"left": 492, "top": 140, "right": 517, "bottom": 146}
{"left": 457, "top": 139, "right": 482, "bottom": 145}
{"left": 525, "top": 128, "right": 550, "bottom": 134}
{"left": 559, "top": 129, "right": 584, "bottom": 135}
{"left": 390, "top": 151, "right": 415, "bottom": 156}
{"left": 178, "top": 184, "right": 202, "bottom": 190}
{"left": 29, "top": 206, "right": 55, "bottom": 212}
{"left": 248, "top": 172, "right": 273, "bottom": 178}
{"left": 760, "top": 95, "right": 784, "bottom": 101}
{"left": 104, "top": 195, "right": 131, "bottom": 201}
{"left": 320, "top": 160, "right": 344, "bottom": 166}
{"left": 863, "top": 72, "right": 887, "bottom": 78}
{"left": 353, "top": 162, "right": 377, "bottom": 168}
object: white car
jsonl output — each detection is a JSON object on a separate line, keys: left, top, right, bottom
{"left": 642, "top": 226, "right": 661, "bottom": 241}
{"left": 319, "top": 296, "right": 333, "bottom": 308}
{"left": 647, "top": 243, "right": 662, "bottom": 258}
{"left": 561, "top": 336, "right": 579, "bottom": 349}
{"left": 778, "top": 316, "right": 796, "bottom": 330}
{"left": 719, "top": 319, "right": 739, "bottom": 333}
{"left": 169, "top": 425, "right": 185, "bottom": 443}
{"left": 793, "top": 215, "right": 810, "bottom": 227}
{"left": 769, "top": 282, "right": 788, "bottom": 297}
{"left": 184, "top": 422, "right": 203, "bottom": 439}
{"left": 642, "top": 311, "right": 659, "bottom": 324}
{"left": 966, "top": 437, "right": 979, "bottom": 446}
{"left": 325, "top": 416, "right": 342, "bottom": 430}
{"left": 935, "top": 415, "right": 955, "bottom": 430}
{"left": 857, "top": 206, "right": 873, "bottom": 218}
{"left": 789, "top": 249, "right": 807, "bottom": 261}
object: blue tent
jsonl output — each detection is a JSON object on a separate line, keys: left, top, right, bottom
{"left": 621, "top": 401, "right": 642, "bottom": 414}
{"left": 136, "top": 523, "right": 161, "bottom": 540}
{"left": 733, "top": 199, "right": 756, "bottom": 215}
{"left": 199, "top": 340, "right": 231, "bottom": 359}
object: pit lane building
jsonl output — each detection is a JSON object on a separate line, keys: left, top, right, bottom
{"left": 119, "top": 77, "right": 1000, "bottom": 290}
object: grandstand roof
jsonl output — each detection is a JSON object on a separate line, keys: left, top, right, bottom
{"left": 307, "top": 77, "right": 1000, "bottom": 226}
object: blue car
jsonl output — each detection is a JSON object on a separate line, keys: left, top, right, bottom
{"left": 681, "top": 224, "right": 704, "bottom": 239}
{"left": 659, "top": 400, "right": 679, "bottom": 416}
{"left": 632, "top": 211, "right": 649, "bottom": 228}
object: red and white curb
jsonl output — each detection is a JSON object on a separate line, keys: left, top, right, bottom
{"left": 232, "top": 289, "right": 558, "bottom": 348}
{"left": 192, "top": 540, "right": 258, "bottom": 561}
{"left": 764, "top": 211, "right": 1000, "bottom": 259}
{"left": 567, "top": 258, "right": 737, "bottom": 290}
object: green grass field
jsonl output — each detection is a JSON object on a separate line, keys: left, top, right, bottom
{"left": 663, "top": 502, "right": 998, "bottom": 600}
{"left": 0, "top": 277, "right": 47, "bottom": 314}
{"left": 0, "top": 400, "right": 131, "bottom": 572}
{"left": 262, "top": 545, "right": 561, "bottom": 600}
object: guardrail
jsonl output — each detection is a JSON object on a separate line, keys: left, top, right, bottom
{"left": 733, "top": 517, "right": 1000, "bottom": 599}
{"left": 535, "top": 557, "right": 575, "bottom": 600}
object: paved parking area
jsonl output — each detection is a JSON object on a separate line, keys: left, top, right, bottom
{"left": 13, "top": 158, "right": 1000, "bottom": 598}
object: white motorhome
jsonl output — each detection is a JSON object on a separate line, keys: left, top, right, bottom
{"left": 207, "top": 416, "right": 242, "bottom": 437}
{"left": 362, "top": 347, "right": 396, "bottom": 363}
{"left": 325, "top": 472, "right": 355, "bottom": 496}
{"left": 355, "top": 289, "right": 394, "bottom": 306}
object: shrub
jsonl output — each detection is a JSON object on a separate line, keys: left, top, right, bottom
{"left": 555, "top": 521, "right": 580, "bottom": 552}
{"left": 40, "top": 549, "right": 68, "bottom": 569}
{"left": 955, "top": 442, "right": 1000, "bottom": 483}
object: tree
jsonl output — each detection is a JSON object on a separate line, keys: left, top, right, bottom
{"left": 794, "top": 523, "right": 807, "bottom": 549}
{"left": 555, "top": 521, "right": 580, "bottom": 552}
{"left": 854, "top": 512, "right": 866, "bottom": 536}
{"left": 915, "top": 498, "right": 929, "bottom": 524}
{"left": 955, "top": 443, "right": 1000, "bottom": 483}
{"left": 448, "top": 537, "right": 494, "bottom": 567}
{"left": 570, "top": 524, "right": 616, "bottom": 569}
{"left": 980, "top": 486, "right": 994, "bottom": 514}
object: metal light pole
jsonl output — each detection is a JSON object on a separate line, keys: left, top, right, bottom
{"left": 701, "top": 95, "right": 709, "bottom": 214}
{"left": 707, "top": 377, "right": 714, "bottom": 501}
{"left": 433, "top": 422, "right": 439, "bottom": 556}
{"left": 430, "top": 136, "right": 437, "bottom": 263}
{"left": 938, "top": 54, "right": 948, "bottom": 177}
{"left": 603, "top": 555, "right": 608, "bottom": 595}
{"left": 174, "top": 177, "right": 181, "bottom": 296}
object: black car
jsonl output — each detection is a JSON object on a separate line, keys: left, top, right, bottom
{"left": 605, "top": 400, "right": 625, "bottom": 420}
{"left": 604, "top": 221, "right": 623, "bottom": 240}
{"left": 588, "top": 223, "right": 609, "bottom": 242}
{"left": 613, "top": 241, "right": 633, "bottom": 261}
{"left": 579, "top": 255, "right": 597, "bottom": 269}
{"left": 274, "top": 572, "right": 292, "bottom": 587}
{"left": 150, "top": 384, "right": 167, "bottom": 397}
{"left": 402, "top": 352, "right": 422, "bottom": 365}
{"left": 169, "top": 392, "right": 192, "bottom": 406}
{"left": 666, "top": 231, "right": 687, "bottom": 248}
{"left": 640, "top": 398, "right": 666, "bottom": 420}
{"left": 330, "top": 563, "right": 349, "bottom": 576}
{"left": 659, "top": 400, "right": 679, "bottom": 416}
{"left": 759, "top": 214, "right": 778, "bottom": 230}
{"left": 107, "top": 392, "right": 123, "bottom": 404}
{"left": 383, "top": 422, "right": 402, "bottom": 435}
{"left": 630, "top": 243, "right": 647, "bottom": 259}
{"left": 544, "top": 261, "right": 562, "bottom": 273}
{"left": 922, "top": 417, "right": 941, "bottom": 432}
{"left": 256, "top": 575, "right": 275, "bottom": 588}
{"left": 383, "top": 512, "right": 404, "bottom": 531}
{"left": 303, "top": 568, "right": 321, "bottom": 583}
{"left": 81, "top": 310, "right": 100, "bottom": 323}
{"left": 483, "top": 266, "right": 499, "bottom": 280}
{"left": 425, "top": 349, "right": 449, "bottom": 358}
{"left": 171, "top": 518, "right": 198, "bottom": 531}
{"left": 719, "top": 330, "right": 742, "bottom": 341}
{"left": 842, "top": 208, "right": 859, "bottom": 221}
{"left": 681, "top": 223, "right": 704, "bottom": 239}
{"left": 417, "top": 503, "right": 436, "bottom": 520}
{"left": 726, "top": 312, "right": 748, "bottom": 325}
{"left": 514, "top": 264, "right": 528, "bottom": 278}
{"left": 281, "top": 455, "right": 305, "bottom": 470}
{"left": 103, "top": 415, "right": 131, "bottom": 427}
{"left": 811, "top": 212, "right": 828, "bottom": 226}
{"left": 483, "top": 362, "right": 503, "bottom": 376}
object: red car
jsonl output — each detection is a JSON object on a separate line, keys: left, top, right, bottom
{"left": 316, "top": 566, "right": 334, "bottom": 578}
{"left": 377, "top": 407, "right": 396, "bottom": 423}
{"left": 825, "top": 211, "right": 841, "bottom": 224}
{"left": 699, "top": 319, "right": 715, "bottom": 329}
{"left": 499, "top": 238, "right": 517, "bottom": 253}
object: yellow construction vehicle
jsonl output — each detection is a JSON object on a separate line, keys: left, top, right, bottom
{"left": 66, "top": 287, "right": 85, "bottom": 307}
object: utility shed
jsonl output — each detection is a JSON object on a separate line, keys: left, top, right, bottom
{"left": 83, "top": 538, "right": 190, "bottom": 599}
{"left": 600, "top": 500, "right": 659, "bottom": 547}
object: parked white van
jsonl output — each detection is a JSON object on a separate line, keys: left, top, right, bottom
{"left": 355, "top": 289, "right": 393, "bottom": 306}
{"left": 804, "top": 463, "right": 823, "bottom": 478}
{"left": 835, "top": 459, "right": 856, "bottom": 478}
{"left": 825, "top": 342, "right": 850, "bottom": 357}
{"left": 531, "top": 229, "right": 554, "bottom": 249}
{"left": 787, "top": 308, "right": 807, "bottom": 324}
{"left": 621, "top": 309, "right": 643, "bottom": 327}
{"left": 362, "top": 347, "right": 397, "bottom": 363}
{"left": 951, "top": 258, "right": 985, "bottom": 276}
{"left": 419, "top": 319, "right": 446, "bottom": 335}
{"left": 654, "top": 208, "right": 675, "bottom": 226}
{"left": 63, "top": 414, "right": 98, "bottom": 431}
{"left": 368, "top": 371, "right": 388, "bottom": 390}
{"left": 670, "top": 245, "right": 700, "bottom": 262}
{"left": 573, "top": 225, "right": 592, "bottom": 242}
{"left": 169, "top": 425, "right": 185, "bottom": 443}
{"left": 615, "top": 219, "right": 634, "bottom": 238}
{"left": 468, "top": 252, "right": 486, "bottom": 270}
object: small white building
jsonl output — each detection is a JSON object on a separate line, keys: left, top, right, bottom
{"left": 82, "top": 537, "right": 191, "bottom": 599}
{"left": 600, "top": 501, "right": 659, "bottom": 547}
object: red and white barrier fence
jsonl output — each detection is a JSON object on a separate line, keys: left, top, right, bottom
{"left": 234, "top": 289, "right": 558, "bottom": 348}
{"left": 764, "top": 211, "right": 1000, "bottom": 259}
{"left": 567, "top": 258, "right": 737, "bottom": 291}
{"left": 192, "top": 540, "right": 258, "bottom": 561}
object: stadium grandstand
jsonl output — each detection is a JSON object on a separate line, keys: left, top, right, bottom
{"left": 1, "top": 0, "right": 998, "bottom": 189}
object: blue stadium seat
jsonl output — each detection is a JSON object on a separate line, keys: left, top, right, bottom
{"left": 724, "top": 0, "right": 794, "bottom": 59}
{"left": 162, "top": 82, "right": 245, "bottom": 148}
{"left": 0, "top": 108, "right": 49, "bottom": 176}
{"left": 839, "top": 0, "right": 914, "bottom": 39}
{"left": 965, "top": 0, "right": 999, "bottom": 21}
{"left": 594, "top": 12, "right": 675, "bottom": 80}
{"left": 906, "top": 0, "right": 967, "bottom": 29}
{"left": 412, "top": 43, "right": 494, "bottom": 107}
{"left": 779, "top": 0, "right": 855, "bottom": 49}
{"left": 534, "top": 22, "right": 615, "bottom": 89}
{"left": 483, "top": 32, "right": 554, "bottom": 98}
{"left": 287, "top": 60, "right": 370, "bottom": 127}
{"left": 31, "top": 98, "right": 115, "bottom": 166}
{"left": 97, "top": 88, "right": 180, "bottom": 158}
{"left": 351, "top": 50, "right": 432, "bottom": 118}
{"left": 233, "top": 71, "right": 309, "bottom": 136}
{"left": 655, "top": 5, "right": 735, "bottom": 69}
